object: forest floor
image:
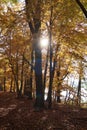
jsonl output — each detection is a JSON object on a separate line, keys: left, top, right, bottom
{"left": 0, "top": 92, "right": 87, "bottom": 130}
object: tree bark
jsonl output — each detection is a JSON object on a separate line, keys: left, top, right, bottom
{"left": 34, "top": 39, "right": 44, "bottom": 108}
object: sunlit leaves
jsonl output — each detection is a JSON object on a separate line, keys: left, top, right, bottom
{"left": 0, "top": 0, "right": 18, "bottom": 3}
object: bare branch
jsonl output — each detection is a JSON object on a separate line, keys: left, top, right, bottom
{"left": 76, "top": 0, "right": 87, "bottom": 18}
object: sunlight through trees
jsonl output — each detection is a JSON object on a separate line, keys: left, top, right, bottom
{"left": 0, "top": 0, "right": 87, "bottom": 108}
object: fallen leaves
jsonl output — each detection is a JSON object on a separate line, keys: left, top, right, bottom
{"left": 0, "top": 92, "right": 87, "bottom": 130}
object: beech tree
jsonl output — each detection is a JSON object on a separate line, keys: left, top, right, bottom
{"left": 25, "top": 0, "right": 44, "bottom": 108}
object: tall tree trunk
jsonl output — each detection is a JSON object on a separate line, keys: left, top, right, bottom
{"left": 43, "top": 47, "right": 49, "bottom": 92}
{"left": 15, "top": 54, "right": 20, "bottom": 97}
{"left": 28, "top": 50, "right": 33, "bottom": 99}
{"left": 47, "top": 3, "right": 53, "bottom": 109}
{"left": 3, "top": 76, "right": 6, "bottom": 92}
{"left": 34, "top": 38, "right": 44, "bottom": 108}
{"left": 77, "top": 75, "right": 81, "bottom": 105}
{"left": 77, "top": 60, "right": 83, "bottom": 105}
{"left": 25, "top": 0, "right": 44, "bottom": 108}
{"left": 48, "top": 35, "right": 53, "bottom": 108}
{"left": 56, "top": 68, "right": 61, "bottom": 103}
{"left": 19, "top": 55, "right": 24, "bottom": 96}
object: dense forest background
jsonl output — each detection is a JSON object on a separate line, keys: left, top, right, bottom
{"left": 0, "top": 0, "right": 87, "bottom": 109}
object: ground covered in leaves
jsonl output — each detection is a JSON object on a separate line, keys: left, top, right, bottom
{"left": 0, "top": 92, "right": 87, "bottom": 130}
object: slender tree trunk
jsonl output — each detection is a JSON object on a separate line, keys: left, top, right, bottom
{"left": 47, "top": 3, "right": 53, "bottom": 109}
{"left": 57, "top": 88, "right": 61, "bottom": 103}
{"left": 43, "top": 47, "right": 49, "bottom": 91}
{"left": 3, "top": 67, "right": 6, "bottom": 92}
{"left": 10, "top": 77, "right": 13, "bottom": 92}
{"left": 48, "top": 38, "right": 53, "bottom": 108}
{"left": 56, "top": 70, "right": 61, "bottom": 103}
{"left": 77, "top": 60, "right": 83, "bottom": 105}
{"left": 3, "top": 76, "right": 6, "bottom": 92}
{"left": 28, "top": 50, "right": 33, "bottom": 99}
{"left": 19, "top": 55, "right": 24, "bottom": 96}
{"left": 77, "top": 75, "right": 81, "bottom": 105}
{"left": 15, "top": 56, "right": 20, "bottom": 97}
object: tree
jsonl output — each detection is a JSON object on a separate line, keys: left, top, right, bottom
{"left": 0, "top": 3, "right": 31, "bottom": 96}
{"left": 25, "top": 0, "right": 44, "bottom": 108}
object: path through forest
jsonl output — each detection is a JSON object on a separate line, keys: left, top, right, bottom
{"left": 0, "top": 92, "right": 87, "bottom": 130}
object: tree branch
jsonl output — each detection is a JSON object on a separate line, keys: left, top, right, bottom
{"left": 60, "top": 72, "right": 69, "bottom": 81}
{"left": 76, "top": 0, "right": 87, "bottom": 18}
{"left": 23, "top": 56, "right": 35, "bottom": 70}
{"left": 29, "top": 21, "right": 35, "bottom": 34}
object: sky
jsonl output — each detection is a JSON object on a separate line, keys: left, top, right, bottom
{"left": 18, "top": 0, "right": 24, "bottom": 2}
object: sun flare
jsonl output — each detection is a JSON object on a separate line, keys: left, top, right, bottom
{"left": 40, "top": 38, "right": 49, "bottom": 48}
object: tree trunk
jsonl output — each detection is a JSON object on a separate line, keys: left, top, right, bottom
{"left": 25, "top": 0, "right": 44, "bottom": 108}
{"left": 15, "top": 57, "right": 21, "bottom": 98}
{"left": 43, "top": 47, "right": 49, "bottom": 91}
{"left": 19, "top": 55, "right": 24, "bottom": 96}
{"left": 56, "top": 70, "right": 61, "bottom": 103}
{"left": 3, "top": 76, "right": 6, "bottom": 92}
{"left": 77, "top": 75, "right": 81, "bottom": 105}
{"left": 10, "top": 77, "right": 13, "bottom": 92}
{"left": 28, "top": 50, "right": 33, "bottom": 99}
{"left": 57, "top": 89, "right": 61, "bottom": 103}
{"left": 47, "top": 3, "right": 53, "bottom": 109}
{"left": 47, "top": 47, "right": 53, "bottom": 108}
{"left": 34, "top": 39, "right": 44, "bottom": 108}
